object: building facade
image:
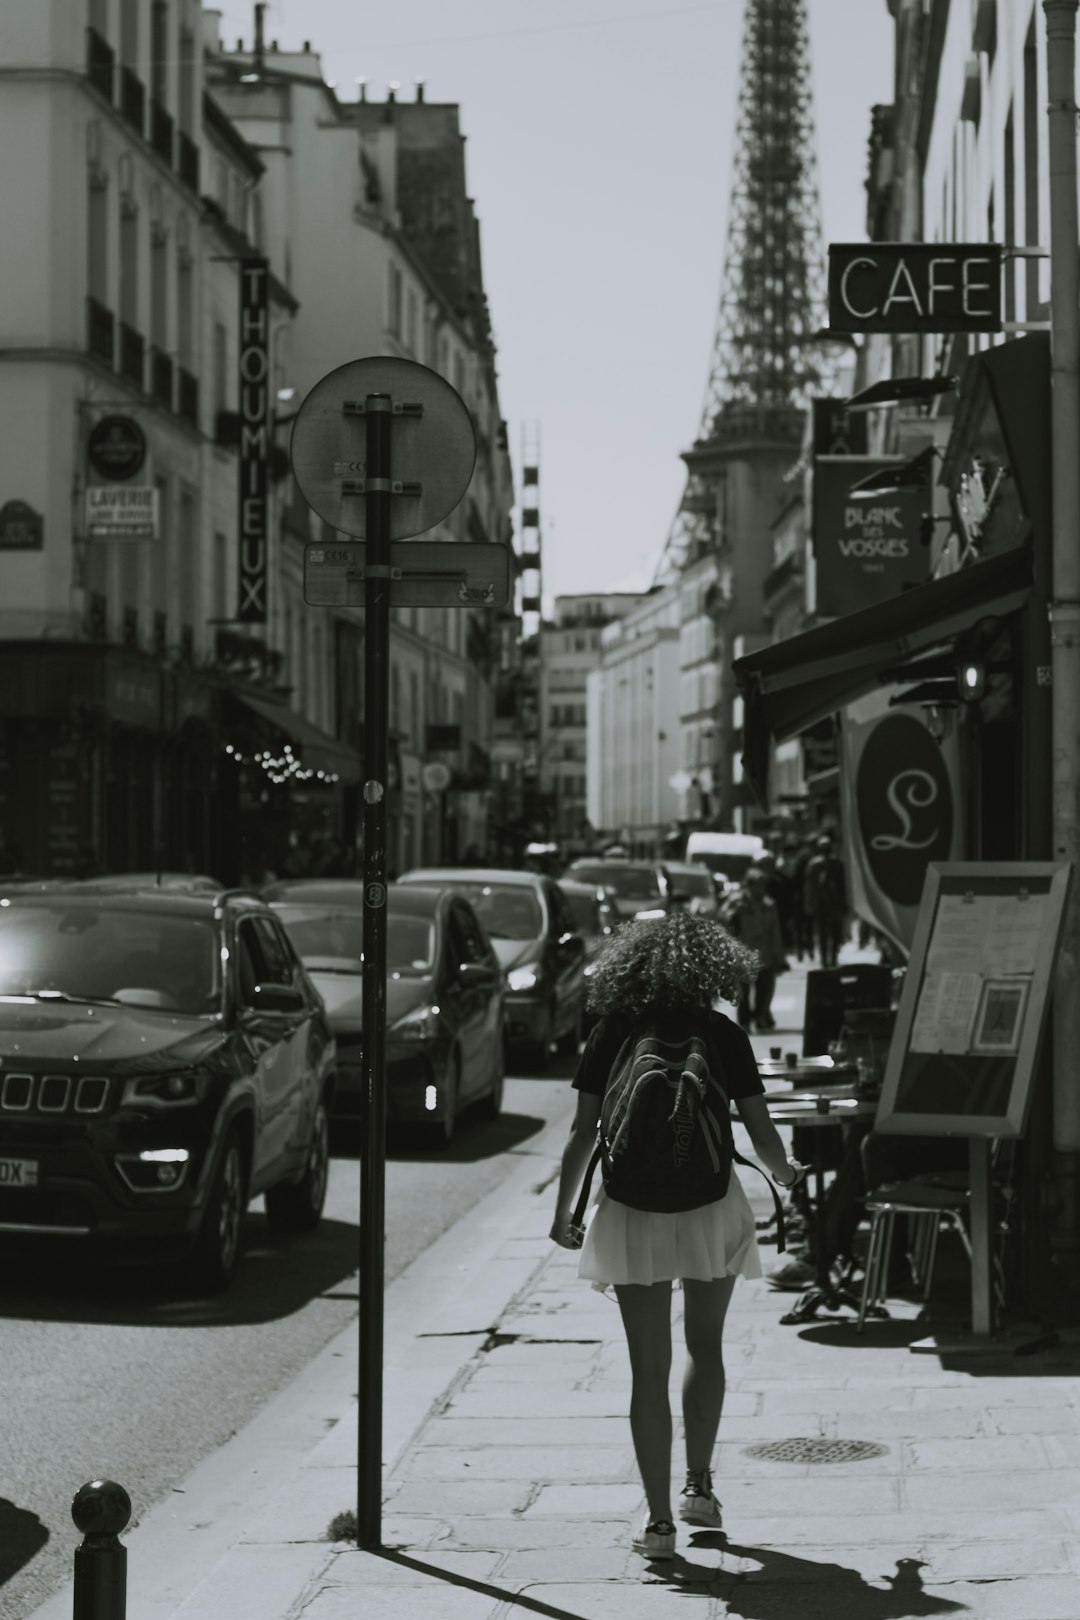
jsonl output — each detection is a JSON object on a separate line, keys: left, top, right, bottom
{"left": 586, "top": 588, "right": 681, "bottom": 853}
{"left": 207, "top": 27, "right": 515, "bottom": 877}
{"left": 537, "top": 593, "right": 639, "bottom": 852}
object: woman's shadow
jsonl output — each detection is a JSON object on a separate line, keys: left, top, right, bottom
{"left": 646, "top": 1531, "right": 970, "bottom": 1618}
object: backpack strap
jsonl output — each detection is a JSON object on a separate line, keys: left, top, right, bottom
{"left": 570, "top": 1135, "right": 791, "bottom": 1253}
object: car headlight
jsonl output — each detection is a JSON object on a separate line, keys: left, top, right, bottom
{"left": 507, "top": 965, "right": 540, "bottom": 991}
{"left": 122, "top": 1070, "right": 212, "bottom": 1107}
{"left": 389, "top": 1003, "right": 441, "bottom": 1042}
{"left": 633, "top": 907, "right": 666, "bottom": 921}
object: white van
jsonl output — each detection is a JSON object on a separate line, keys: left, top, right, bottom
{"left": 683, "top": 831, "right": 766, "bottom": 888}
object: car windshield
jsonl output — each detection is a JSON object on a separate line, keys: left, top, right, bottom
{"left": 560, "top": 891, "right": 600, "bottom": 933}
{"left": 571, "top": 865, "right": 661, "bottom": 900}
{"left": 434, "top": 883, "right": 542, "bottom": 941}
{"left": 0, "top": 901, "right": 221, "bottom": 1015}
{"left": 272, "top": 905, "right": 436, "bottom": 975}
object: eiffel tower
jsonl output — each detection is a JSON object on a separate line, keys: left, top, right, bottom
{"left": 654, "top": 0, "right": 828, "bottom": 585}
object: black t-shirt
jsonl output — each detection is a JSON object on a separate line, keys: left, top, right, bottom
{"left": 572, "top": 1008, "right": 766, "bottom": 1104}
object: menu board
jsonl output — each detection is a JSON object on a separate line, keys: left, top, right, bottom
{"left": 875, "top": 863, "right": 1071, "bottom": 1138}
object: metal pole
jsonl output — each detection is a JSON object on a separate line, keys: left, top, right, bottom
{"left": 357, "top": 392, "right": 392, "bottom": 1546}
{"left": 1043, "top": 0, "right": 1080, "bottom": 1304}
{"left": 71, "top": 1479, "right": 130, "bottom": 1620}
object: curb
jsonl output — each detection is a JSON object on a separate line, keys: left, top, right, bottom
{"left": 26, "top": 1094, "right": 576, "bottom": 1620}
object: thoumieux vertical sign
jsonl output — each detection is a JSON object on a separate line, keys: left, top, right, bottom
{"left": 238, "top": 258, "right": 269, "bottom": 623}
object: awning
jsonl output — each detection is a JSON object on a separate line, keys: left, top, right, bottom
{"left": 733, "top": 541, "right": 1033, "bottom": 804}
{"left": 224, "top": 689, "right": 361, "bottom": 784}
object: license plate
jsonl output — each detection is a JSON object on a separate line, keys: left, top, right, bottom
{"left": 0, "top": 1157, "right": 39, "bottom": 1188}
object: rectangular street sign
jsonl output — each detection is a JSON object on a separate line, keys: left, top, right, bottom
{"left": 304, "top": 539, "right": 511, "bottom": 608}
{"left": 828, "top": 242, "right": 1002, "bottom": 334}
{"left": 85, "top": 485, "right": 159, "bottom": 539}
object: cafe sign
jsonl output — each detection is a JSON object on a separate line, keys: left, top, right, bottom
{"left": 828, "top": 243, "right": 1002, "bottom": 334}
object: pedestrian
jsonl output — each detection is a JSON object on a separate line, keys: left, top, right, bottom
{"left": 723, "top": 867, "right": 787, "bottom": 1030}
{"left": 803, "top": 833, "right": 848, "bottom": 968}
{"left": 789, "top": 837, "right": 815, "bottom": 961}
{"left": 771, "top": 839, "right": 801, "bottom": 956}
{"left": 549, "top": 910, "right": 806, "bottom": 1561}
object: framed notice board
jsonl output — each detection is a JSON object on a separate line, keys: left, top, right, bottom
{"left": 876, "top": 863, "right": 1072, "bottom": 1139}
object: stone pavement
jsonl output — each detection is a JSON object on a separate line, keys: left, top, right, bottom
{"left": 32, "top": 942, "right": 1080, "bottom": 1620}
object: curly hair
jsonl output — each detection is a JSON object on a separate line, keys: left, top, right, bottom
{"left": 586, "top": 910, "right": 760, "bottom": 1020}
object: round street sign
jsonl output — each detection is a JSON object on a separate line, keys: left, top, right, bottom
{"left": 421, "top": 760, "right": 452, "bottom": 793}
{"left": 87, "top": 415, "right": 147, "bottom": 481}
{"left": 289, "top": 356, "right": 476, "bottom": 540}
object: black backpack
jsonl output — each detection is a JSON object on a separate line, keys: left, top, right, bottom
{"left": 572, "top": 1020, "right": 789, "bottom": 1250}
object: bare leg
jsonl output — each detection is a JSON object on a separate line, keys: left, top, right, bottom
{"left": 614, "top": 1281, "right": 674, "bottom": 1522}
{"left": 681, "top": 1276, "right": 736, "bottom": 1476}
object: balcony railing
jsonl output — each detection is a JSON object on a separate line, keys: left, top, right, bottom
{"left": 86, "top": 27, "right": 115, "bottom": 103}
{"left": 149, "top": 99, "right": 174, "bottom": 165}
{"left": 86, "top": 297, "right": 115, "bottom": 367}
{"left": 118, "top": 321, "right": 145, "bottom": 387}
{"left": 150, "top": 347, "right": 173, "bottom": 408}
{"left": 119, "top": 65, "right": 145, "bottom": 136}
{"left": 177, "top": 367, "right": 199, "bottom": 428}
{"left": 177, "top": 131, "right": 200, "bottom": 193}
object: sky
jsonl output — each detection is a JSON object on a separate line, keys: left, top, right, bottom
{"left": 211, "top": 0, "right": 895, "bottom": 604}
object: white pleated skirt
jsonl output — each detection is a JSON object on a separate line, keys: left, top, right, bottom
{"left": 578, "top": 1172, "right": 763, "bottom": 1290}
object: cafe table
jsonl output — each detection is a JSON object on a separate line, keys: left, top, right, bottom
{"left": 762, "top": 1090, "right": 879, "bottom": 1323}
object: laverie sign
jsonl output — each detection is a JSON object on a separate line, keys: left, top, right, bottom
{"left": 828, "top": 243, "right": 1002, "bottom": 334}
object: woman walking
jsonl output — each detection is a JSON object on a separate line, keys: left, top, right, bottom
{"left": 549, "top": 910, "right": 805, "bottom": 1561}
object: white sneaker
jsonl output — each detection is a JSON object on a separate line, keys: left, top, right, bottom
{"left": 631, "top": 1516, "right": 676, "bottom": 1560}
{"left": 679, "top": 1471, "right": 723, "bottom": 1529}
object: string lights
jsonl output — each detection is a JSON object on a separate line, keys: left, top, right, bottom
{"left": 223, "top": 741, "right": 340, "bottom": 787}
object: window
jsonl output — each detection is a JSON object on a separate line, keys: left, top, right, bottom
{"left": 214, "top": 530, "right": 228, "bottom": 619}
{"left": 406, "top": 288, "right": 418, "bottom": 353}
{"left": 150, "top": 1, "right": 168, "bottom": 102}
{"left": 88, "top": 179, "right": 108, "bottom": 301}
{"left": 150, "top": 226, "right": 167, "bottom": 346}
{"left": 391, "top": 662, "right": 401, "bottom": 732}
{"left": 252, "top": 917, "right": 297, "bottom": 987}
{"left": 119, "top": 0, "right": 138, "bottom": 65}
{"left": 388, "top": 262, "right": 403, "bottom": 336}
{"left": 177, "top": 252, "right": 193, "bottom": 366}
{"left": 178, "top": 488, "right": 197, "bottom": 641}
{"left": 409, "top": 671, "right": 419, "bottom": 743}
{"left": 213, "top": 320, "right": 228, "bottom": 414}
{"left": 453, "top": 352, "right": 465, "bottom": 395}
{"left": 119, "top": 198, "right": 138, "bottom": 322}
{"left": 178, "top": 29, "right": 195, "bottom": 134}
{"left": 153, "top": 474, "right": 168, "bottom": 618}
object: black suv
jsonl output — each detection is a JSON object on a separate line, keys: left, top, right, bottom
{"left": 0, "top": 885, "right": 335, "bottom": 1290}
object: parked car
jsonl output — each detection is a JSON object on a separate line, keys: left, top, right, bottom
{"left": 564, "top": 859, "right": 677, "bottom": 924}
{"left": 76, "top": 873, "right": 226, "bottom": 893}
{"left": 0, "top": 886, "right": 335, "bottom": 1290}
{"left": 397, "top": 868, "right": 587, "bottom": 1066}
{"left": 264, "top": 879, "right": 505, "bottom": 1144}
{"left": 662, "top": 861, "right": 722, "bottom": 917}
{"left": 683, "top": 831, "right": 766, "bottom": 889}
{"left": 556, "top": 878, "right": 615, "bottom": 975}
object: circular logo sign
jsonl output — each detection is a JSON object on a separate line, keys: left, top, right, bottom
{"left": 364, "top": 881, "right": 387, "bottom": 909}
{"left": 421, "top": 761, "right": 452, "bottom": 793}
{"left": 855, "top": 713, "right": 953, "bottom": 907}
{"left": 88, "top": 415, "right": 147, "bottom": 481}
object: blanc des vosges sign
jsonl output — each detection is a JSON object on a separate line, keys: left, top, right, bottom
{"left": 828, "top": 243, "right": 1002, "bottom": 334}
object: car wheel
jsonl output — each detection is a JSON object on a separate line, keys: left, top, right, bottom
{"left": 188, "top": 1132, "right": 247, "bottom": 1293}
{"left": 265, "top": 1097, "right": 330, "bottom": 1237}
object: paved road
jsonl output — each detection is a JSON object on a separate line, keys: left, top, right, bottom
{"left": 0, "top": 1064, "right": 578, "bottom": 1620}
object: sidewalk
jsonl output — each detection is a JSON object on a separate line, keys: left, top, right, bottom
{"left": 33, "top": 944, "right": 1080, "bottom": 1620}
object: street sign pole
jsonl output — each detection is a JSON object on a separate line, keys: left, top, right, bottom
{"left": 357, "top": 394, "right": 392, "bottom": 1547}
{"left": 290, "top": 355, "right": 501, "bottom": 1553}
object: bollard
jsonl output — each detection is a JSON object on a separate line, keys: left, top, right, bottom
{"left": 71, "top": 1479, "right": 131, "bottom": 1620}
